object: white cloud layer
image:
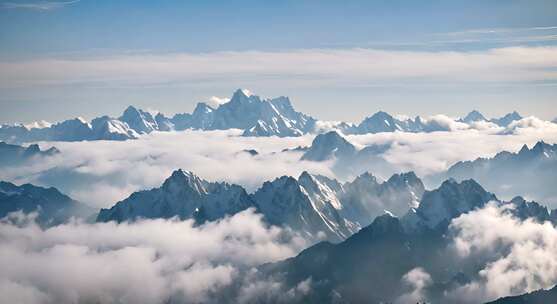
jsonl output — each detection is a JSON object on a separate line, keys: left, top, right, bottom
{"left": 0, "top": 209, "right": 308, "bottom": 304}
{"left": 1, "top": 118, "right": 556, "bottom": 208}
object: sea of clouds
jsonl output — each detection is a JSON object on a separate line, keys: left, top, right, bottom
{"left": 0, "top": 116, "right": 556, "bottom": 303}
{"left": 1, "top": 116, "right": 555, "bottom": 209}
{"left": 2, "top": 202, "right": 556, "bottom": 303}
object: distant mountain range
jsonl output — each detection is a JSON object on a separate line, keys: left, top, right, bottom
{"left": 97, "top": 169, "right": 424, "bottom": 242}
{"left": 0, "top": 142, "right": 59, "bottom": 167}
{"left": 0, "top": 181, "right": 94, "bottom": 226}
{"left": 260, "top": 179, "right": 557, "bottom": 303}
{"left": 1, "top": 89, "right": 546, "bottom": 143}
{"left": 434, "top": 141, "right": 557, "bottom": 206}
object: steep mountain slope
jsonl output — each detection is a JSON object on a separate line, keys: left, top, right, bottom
{"left": 0, "top": 181, "right": 94, "bottom": 226}
{"left": 97, "top": 169, "right": 256, "bottom": 223}
{"left": 301, "top": 131, "right": 356, "bottom": 161}
{"left": 96, "top": 168, "right": 426, "bottom": 242}
{"left": 341, "top": 171, "right": 425, "bottom": 225}
{"left": 260, "top": 179, "right": 557, "bottom": 303}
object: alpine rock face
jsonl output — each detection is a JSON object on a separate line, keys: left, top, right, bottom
{"left": 341, "top": 172, "right": 425, "bottom": 225}
{"left": 97, "top": 168, "right": 427, "bottom": 242}
{"left": 96, "top": 169, "right": 256, "bottom": 223}
{"left": 119, "top": 106, "right": 159, "bottom": 134}
{"left": 0, "top": 181, "right": 94, "bottom": 226}
{"left": 260, "top": 178, "right": 557, "bottom": 304}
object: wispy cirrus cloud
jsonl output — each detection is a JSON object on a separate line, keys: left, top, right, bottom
{"left": 1, "top": 0, "right": 79, "bottom": 11}
{"left": 1, "top": 46, "right": 557, "bottom": 90}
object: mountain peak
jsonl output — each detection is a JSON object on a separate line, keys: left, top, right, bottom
{"left": 387, "top": 171, "right": 420, "bottom": 185}
{"left": 161, "top": 169, "right": 207, "bottom": 194}
{"left": 461, "top": 110, "right": 487, "bottom": 122}
{"left": 301, "top": 131, "right": 356, "bottom": 161}
{"left": 193, "top": 102, "right": 214, "bottom": 114}
{"left": 230, "top": 88, "right": 254, "bottom": 102}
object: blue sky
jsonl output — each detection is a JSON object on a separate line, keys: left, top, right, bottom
{"left": 1, "top": 0, "right": 557, "bottom": 123}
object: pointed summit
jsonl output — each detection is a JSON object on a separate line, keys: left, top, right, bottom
{"left": 460, "top": 110, "right": 487, "bottom": 123}
{"left": 356, "top": 111, "right": 403, "bottom": 133}
{"left": 97, "top": 169, "right": 255, "bottom": 223}
{"left": 301, "top": 131, "right": 357, "bottom": 161}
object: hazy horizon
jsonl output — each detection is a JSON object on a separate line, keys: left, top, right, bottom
{"left": 1, "top": 0, "right": 557, "bottom": 124}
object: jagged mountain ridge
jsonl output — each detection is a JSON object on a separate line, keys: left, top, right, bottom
{"left": 259, "top": 179, "right": 557, "bottom": 303}
{"left": 97, "top": 169, "right": 426, "bottom": 242}
{"left": 438, "top": 141, "right": 557, "bottom": 206}
{"left": 0, "top": 90, "right": 539, "bottom": 143}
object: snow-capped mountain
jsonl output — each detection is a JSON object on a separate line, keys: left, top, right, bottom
{"left": 97, "top": 169, "right": 256, "bottom": 223}
{"left": 260, "top": 179, "right": 557, "bottom": 304}
{"left": 97, "top": 168, "right": 426, "bottom": 242}
{"left": 119, "top": 106, "right": 159, "bottom": 134}
{"left": 437, "top": 141, "right": 557, "bottom": 206}
{"left": 91, "top": 116, "right": 140, "bottom": 140}
{"left": 0, "top": 142, "right": 59, "bottom": 167}
{"left": 0, "top": 181, "right": 94, "bottom": 226}
{"left": 253, "top": 172, "right": 357, "bottom": 242}
{"left": 356, "top": 111, "right": 407, "bottom": 133}
{"left": 207, "top": 89, "right": 316, "bottom": 137}
{"left": 0, "top": 116, "right": 139, "bottom": 143}
{"left": 0, "top": 89, "right": 541, "bottom": 143}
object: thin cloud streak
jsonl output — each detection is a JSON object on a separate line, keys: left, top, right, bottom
{"left": 1, "top": 46, "right": 557, "bottom": 90}
{"left": 1, "top": 0, "right": 79, "bottom": 11}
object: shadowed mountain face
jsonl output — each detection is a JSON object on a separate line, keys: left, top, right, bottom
{"left": 485, "top": 285, "right": 557, "bottom": 304}
{"left": 435, "top": 141, "right": 557, "bottom": 208}
{"left": 301, "top": 131, "right": 357, "bottom": 161}
{"left": 0, "top": 142, "right": 59, "bottom": 167}
{"left": 0, "top": 181, "right": 94, "bottom": 226}
{"left": 97, "top": 169, "right": 426, "bottom": 242}
{"left": 259, "top": 179, "right": 557, "bottom": 303}
{"left": 97, "top": 169, "right": 256, "bottom": 223}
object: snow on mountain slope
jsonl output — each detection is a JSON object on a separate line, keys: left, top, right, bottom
{"left": 119, "top": 106, "right": 159, "bottom": 134}
{"left": 0, "top": 88, "right": 547, "bottom": 143}
{"left": 96, "top": 169, "right": 256, "bottom": 223}
{"left": 253, "top": 172, "right": 356, "bottom": 242}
